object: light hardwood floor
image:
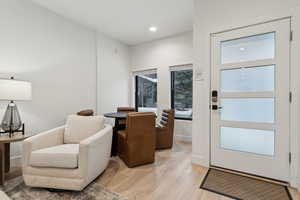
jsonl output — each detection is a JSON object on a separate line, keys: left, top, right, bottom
{"left": 2, "top": 140, "right": 300, "bottom": 200}
{"left": 96, "top": 140, "right": 300, "bottom": 200}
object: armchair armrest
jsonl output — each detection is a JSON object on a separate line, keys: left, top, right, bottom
{"left": 78, "top": 124, "right": 112, "bottom": 182}
{"left": 22, "top": 126, "right": 65, "bottom": 168}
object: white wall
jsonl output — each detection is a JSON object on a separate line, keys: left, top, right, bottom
{"left": 194, "top": 0, "right": 300, "bottom": 188}
{"left": 0, "top": 0, "right": 96, "bottom": 164}
{"left": 131, "top": 32, "right": 193, "bottom": 140}
{"left": 96, "top": 34, "right": 131, "bottom": 116}
{"left": 0, "top": 0, "right": 133, "bottom": 165}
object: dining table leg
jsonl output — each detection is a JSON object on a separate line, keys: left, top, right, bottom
{"left": 111, "top": 118, "right": 120, "bottom": 156}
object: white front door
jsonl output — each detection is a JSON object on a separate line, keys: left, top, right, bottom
{"left": 210, "top": 18, "right": 291, "bottom": 181}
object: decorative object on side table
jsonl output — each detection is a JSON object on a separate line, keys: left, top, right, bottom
{"left": 0, "top": 77, "right": 32, "bottom": 137}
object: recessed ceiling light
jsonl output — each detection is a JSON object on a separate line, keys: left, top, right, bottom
{"left": 239, "top": 47, "right": 245, "bottom": 51}
{"left": 149, "top": 26, "right": 157, "bottom": 32}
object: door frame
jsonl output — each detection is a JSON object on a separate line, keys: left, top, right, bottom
{"left": 208, "top": 16, "right": 297, "bottom": 184}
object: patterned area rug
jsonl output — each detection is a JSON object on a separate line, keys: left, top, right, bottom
{"left": 200, "top": 168, "right": 292, "bottom": 200}
{"left": 1, "top": 176, "right": 127, "bottom": 200}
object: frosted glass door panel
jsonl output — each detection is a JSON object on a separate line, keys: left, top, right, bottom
{"left": 220, "top": 127, "right": 274, "bottom": 156}
{"left": 220, "top": 98, "right": 274, "bottom": 123}
{"left": 221, "top": 66, "right": 274, "bottom": 92}
{"left": 221, "top": 33, "right": 275, "bottom": 64}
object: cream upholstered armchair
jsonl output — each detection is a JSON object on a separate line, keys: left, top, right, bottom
{"left": 22, "top": 115, "right": 112, "bottom": 191}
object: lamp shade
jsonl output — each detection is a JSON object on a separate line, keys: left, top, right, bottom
{"left": 0, "top": 79, "right": 32, "bottom": 101}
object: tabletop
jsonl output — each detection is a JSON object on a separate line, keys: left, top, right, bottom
{"left": 104, "top": 112, "right": 128, "bottom": 119}
{"left": 0, "top": 133, "right": 33, "bottom": 143}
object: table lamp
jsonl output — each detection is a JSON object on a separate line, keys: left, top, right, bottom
{"left": 0, "top": 77, "right": 32, "bottom": 136}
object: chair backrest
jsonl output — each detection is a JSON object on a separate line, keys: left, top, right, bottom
{"left": 126, "top": 112, "right": 156, "bottom": 141}
{"left": 117, "top": 107, "right": 136, "bottom": 113}
{"left": 77, "top": 109, "right": 94, "bottom": 116}
{"left": 64, "top": 115, "right": 104, "bottom": 144}
{"left": 160, "top": 109, "right": 175, "bottom": 132}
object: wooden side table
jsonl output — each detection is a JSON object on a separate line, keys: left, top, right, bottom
{"left": 0, "top": 133, "right": 32, "bottom": 185}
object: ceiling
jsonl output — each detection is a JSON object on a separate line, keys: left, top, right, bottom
{"left": 30, "top": 0, "right": 193, "bottom": 45}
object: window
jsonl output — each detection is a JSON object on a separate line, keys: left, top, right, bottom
{"left": 135, "top": 72, "right": 157, "bottom": 113}
{"left": 171, "top": 65, "right": 193, "bottom": 120}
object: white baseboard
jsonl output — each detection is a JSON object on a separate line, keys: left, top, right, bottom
{"left": 10, "top": 155, "right": 22, "bottom": 167}
{"left": 191, "top": 154, "right": 209, "bottom": 167}
{"left": 175, "top": 134, "right": 192, "bottom": 142}
{"left": 289, "top": 176, "right": 298, "bottom": 188}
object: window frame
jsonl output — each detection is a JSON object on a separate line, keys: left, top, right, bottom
{"left": 134, "top": 70, "right": 158, "bottom": 112}
{"left": 135, "top": 75, "right": 138, "bottom": 111}
{"left": 170, "top": 65, "right": 193, "bottom": 121}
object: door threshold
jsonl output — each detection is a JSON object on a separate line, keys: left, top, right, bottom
{"left": 210, "top": 165, "right": 289, "bottom": 186}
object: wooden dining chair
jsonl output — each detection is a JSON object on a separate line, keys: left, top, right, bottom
{"left": 117, "top": 107, "right": 136, "bottom": 112}
{"left": 156, "top": 109, "right": 175, "bottom": 149}
{"left": 117, "top": 107, "right": 136, "bottom": 126}
{"left": 117, "top": 112, "right": 156, "bottom": 167}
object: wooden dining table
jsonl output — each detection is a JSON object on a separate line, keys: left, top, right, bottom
{"left": 104, "top": 112, "right": 128, "bottom": 156}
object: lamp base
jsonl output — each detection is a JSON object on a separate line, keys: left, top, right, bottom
{"left": 0, "top": 123, "right": 25, "bottom": 137}
{"left": 0, "top": 101, "right": 25, "bottom": 137}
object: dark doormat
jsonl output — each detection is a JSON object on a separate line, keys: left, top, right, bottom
{"left": 200, "top": 168, "right": 292, "bottom": 200}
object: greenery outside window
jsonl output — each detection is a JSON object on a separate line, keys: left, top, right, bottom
{"left": 135, "top": 72, "right": 157, "bottom": 113}
{"left": 171, "top": 66, "right": 193, "bottom": 120}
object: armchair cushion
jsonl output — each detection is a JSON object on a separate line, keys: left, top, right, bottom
{"left": 64, "top": 115, "right": 104, "bottom": 144}
{"left": 30, "top": 144, "right": 79, "bottom": 169}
